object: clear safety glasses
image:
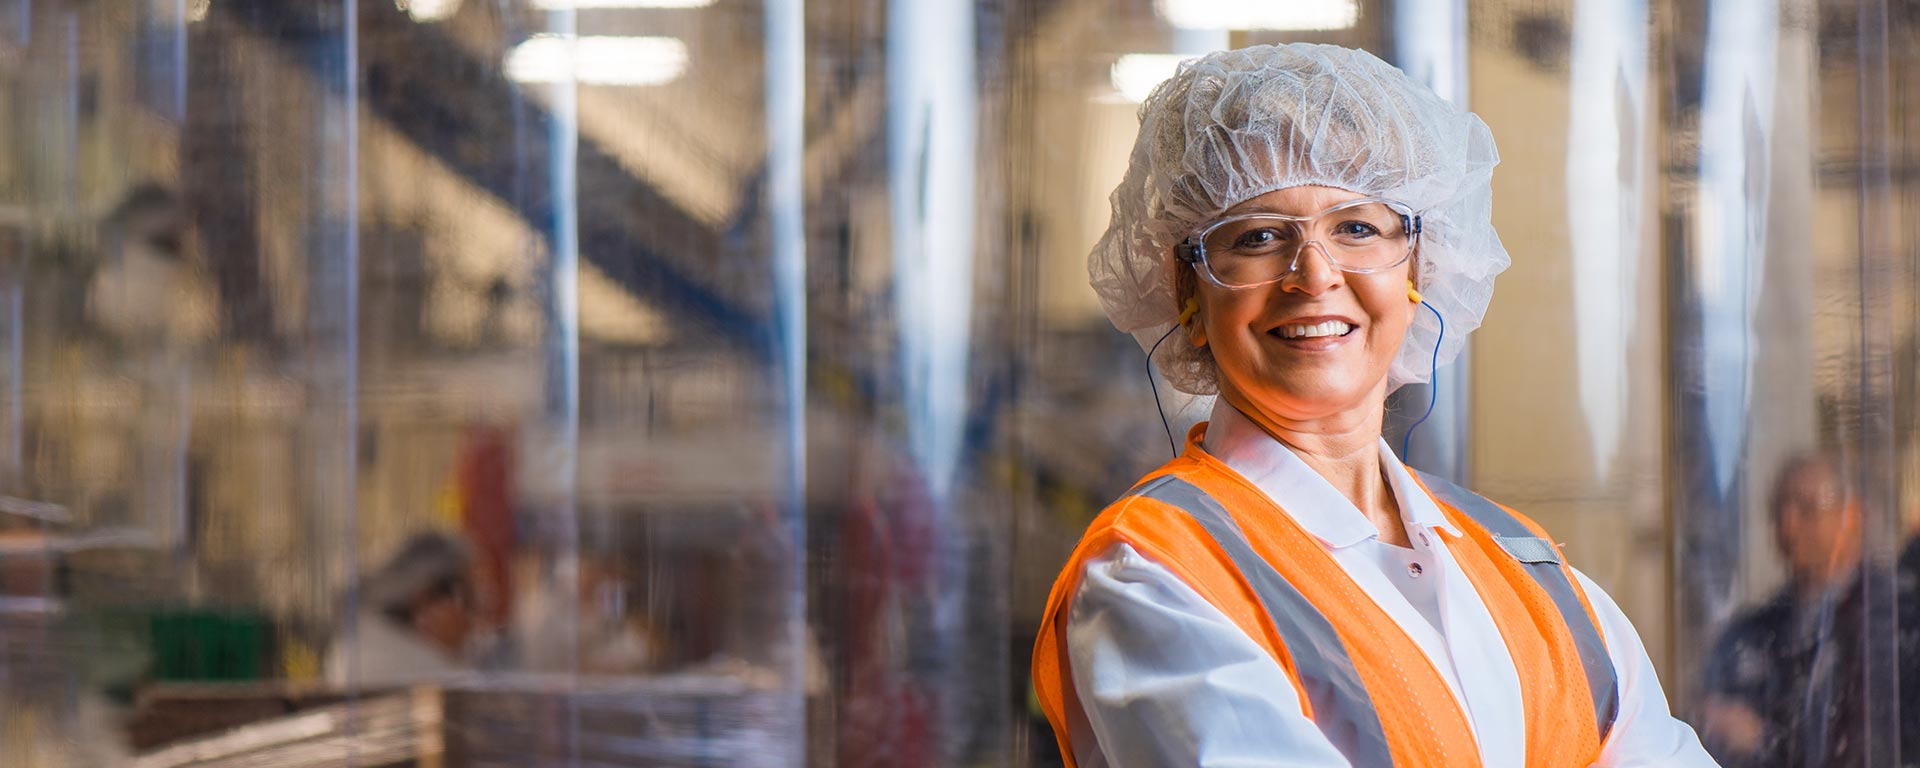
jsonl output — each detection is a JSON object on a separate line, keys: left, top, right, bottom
{"left": 1175, "top": 197, "right": 1423, "bottom": 289}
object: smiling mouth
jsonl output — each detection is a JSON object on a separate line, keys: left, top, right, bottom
{"left": 1272, "top": 320, "right": 1357, "bottom": 340}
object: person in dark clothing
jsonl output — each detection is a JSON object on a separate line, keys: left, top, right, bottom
{"left": 1899, "top": 534, "right": 1920, "bottom": 765}
{"left": 1699, "top": 454, "right": 1864, "bottom": 767}
{"left": 1696, "top": 455, "right": 1920, "bottom": 767}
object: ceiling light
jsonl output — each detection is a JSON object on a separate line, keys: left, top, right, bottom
{"left": 1111, "top": 53, "right": 1187, "bottom": 103}
{"left": 1154, "top": 0, "right": 1359, "bottom": 31}
{"left": 399, "top": 0, "right": 462, "bottom": 22}
{"left": 530, "top": 0, "right": 716, "bottom": 8}
{"left": 505, "top": 35, "right": 689, "bottom": 86}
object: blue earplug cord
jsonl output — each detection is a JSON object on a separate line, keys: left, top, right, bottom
{"left": 1400, "top": 301, "right": 1445, "bottom": 459}
{"left": 1148, "top": 323, "right": 1183, "bottom": 456}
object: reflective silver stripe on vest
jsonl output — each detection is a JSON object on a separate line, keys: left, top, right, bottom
{"left": 1411, "top": 468, "right": 1621, "bottom": 741}
{"left": 1129, "top": 476, "right": 1394, "bottom": 765}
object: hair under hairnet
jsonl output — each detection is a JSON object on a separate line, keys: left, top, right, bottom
{"left": 1090, "top": 43, "right": 1508, "bottom": 394}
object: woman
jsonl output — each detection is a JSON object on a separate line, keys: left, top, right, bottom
{"left": 1032, "top": 45, "right": 1715, "bottom": 767}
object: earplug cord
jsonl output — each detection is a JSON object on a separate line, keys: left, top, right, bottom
{"left": 1148, "top": 323, "right": 1183, "bottom": 457}
{"left": 1149, "top": 298, "right": 1202, "bottom": 458}
{"left": 1400, "top": 301, "right": 1445, "bottom": 459}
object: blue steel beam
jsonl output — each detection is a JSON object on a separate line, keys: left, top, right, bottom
{"left": 215, "top": 0, "right": 773, "bottom": 358}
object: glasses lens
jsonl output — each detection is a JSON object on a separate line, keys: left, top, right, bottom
{"left": 1196, "top": 202, "right": 1414, "bottom": 286}
{"left": 1201, "top": 217, "right": 1305, "bottom": 286}
{"left": 1319, "top": 202, "right": 1411, "bottom": 270}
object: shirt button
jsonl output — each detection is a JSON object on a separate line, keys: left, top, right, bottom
{"left": 1407, "top": 562, "right": 1424, "bottom": 578}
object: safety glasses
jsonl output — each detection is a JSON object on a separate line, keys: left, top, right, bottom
{"left": 1175, "top": 197, "right": 1423, "bottom": 289}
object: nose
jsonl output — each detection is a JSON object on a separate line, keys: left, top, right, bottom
{"left": 1280, "top": 240, "right": 1345, "bottom": 296}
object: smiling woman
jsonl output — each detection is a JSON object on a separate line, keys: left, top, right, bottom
{"left": 1183, "top": 186, "right": 1422, "bottom": 428}
{"left": 1031, "top": 44, "right": 1721, "bottom": 767}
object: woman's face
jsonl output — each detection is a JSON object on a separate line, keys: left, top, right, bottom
{"left": 1186, "top": 185, "right": 1417, "bottom": 424}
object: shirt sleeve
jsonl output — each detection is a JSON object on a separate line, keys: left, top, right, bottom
{"left": 1065, "top": 541, "right": 1352, "bottom": 768}
{"left": 1573, "top": 569, "right": 1721, "bottom": 768}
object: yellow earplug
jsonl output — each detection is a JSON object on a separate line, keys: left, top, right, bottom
{"left": 1178, "top": 297, "right": 1200, "bottom": 324}
{"left": 1407, "top": 280, "right": 1423, "bottom": 304}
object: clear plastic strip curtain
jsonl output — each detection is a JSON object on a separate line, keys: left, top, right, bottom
{"left": 0, "top": 1, "right": 1914, "bottom": 766}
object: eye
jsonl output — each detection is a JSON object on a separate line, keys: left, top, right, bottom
{"left": 1233, "top": 227, "right": 1290, "bottom": 250}
{"left": 1333, "top": 220, "right": 1381, "bottom": 239}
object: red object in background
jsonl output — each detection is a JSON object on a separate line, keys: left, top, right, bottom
{"left": 835, "top": 461, "right": 937, "bottom": 768}
{"left": 457, "top": 424, "right": 517, "bottom": 628}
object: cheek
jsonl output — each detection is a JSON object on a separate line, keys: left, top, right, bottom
{"left": 1376, "top": 306, "right": 1413, "bottom": 339}
{"left": 1776, "top": 512, "right": 1801, "bottom": 540}
{"left": 1200, "top": 293, "right": 1270, "bottom": 341}
{"left": 1362, "top": 284, "right": 1417, "bottom": 343}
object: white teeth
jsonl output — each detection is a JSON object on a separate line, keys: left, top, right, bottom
{"left": 1277, "top": 321, "right": 1354, "bottom": 339}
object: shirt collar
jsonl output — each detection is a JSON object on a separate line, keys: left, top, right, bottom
{"left": 1199, "top": 400, "right": 1461, "bottom": 549}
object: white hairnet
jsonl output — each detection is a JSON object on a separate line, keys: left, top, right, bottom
{"left": 1090, "top": 43, "right": 1509, "bottom": 394}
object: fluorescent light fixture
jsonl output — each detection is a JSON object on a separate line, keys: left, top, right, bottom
{"left": 1111, "top": 53, "right": 1187, "bottom": 103}
{"left": 400, "top": 0, "right": 463, "bottom": 22}
{"left": 1155, "top": 0, "right": 1359, "bottom": 31}
{"left": 531, "top": 0, "right": 716, "bottom": 8}
{"left": 505, "top": 35, "right": 689, "bottom": 86}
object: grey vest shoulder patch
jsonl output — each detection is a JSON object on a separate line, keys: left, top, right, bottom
{"left": 1495, "top": 535, "right": 1563, "bottom": 565}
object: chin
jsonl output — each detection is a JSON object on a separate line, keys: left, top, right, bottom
{"left": 1238, "top": 374, "right": 1377, "bottom": 417}
{"left": 1290, "top": 388, "right": 1374, "bottom": 416}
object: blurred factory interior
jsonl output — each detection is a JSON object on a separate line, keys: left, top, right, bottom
{"left": 0, "top": 0, "right": 1916, "bottom": 765}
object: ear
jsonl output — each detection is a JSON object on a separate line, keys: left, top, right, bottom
{"left": 1185, "top": 301, "right": 1207, "bottom": 348}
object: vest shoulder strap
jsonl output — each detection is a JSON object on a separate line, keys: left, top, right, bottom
{"left": 1127, "top": 475, "right": 1394, "bottom": 766}
{"left": 1410, "top": 468, "right": 1621, "bottom": 741}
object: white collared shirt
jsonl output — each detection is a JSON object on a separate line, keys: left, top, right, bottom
{"left": 1062, "top": 401, "right": 1717, "bottom": 768}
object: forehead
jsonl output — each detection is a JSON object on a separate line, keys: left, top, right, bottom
{"left": 1222, "top": 185, "right": 1371, "bottom": 216}
{"left": 1776, "top": 461, "right": 1844, "bottom": 506}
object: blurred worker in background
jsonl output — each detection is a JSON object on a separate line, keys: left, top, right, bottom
{"left": 86, "top": 183, "right": 218, "bottom": 348}
{"left": 1901, "top": 519, "right": 1920, "bottom": 763}
{"left": 1699, "top": 453, "right": 1865, "bottom": 766}
{"left": 326, "top": 532, "right": 482, "bottom": 689}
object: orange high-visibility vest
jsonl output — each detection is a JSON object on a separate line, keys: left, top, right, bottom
{"left": 1032, "top": 428, "right": 1618, "bottom": 767}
